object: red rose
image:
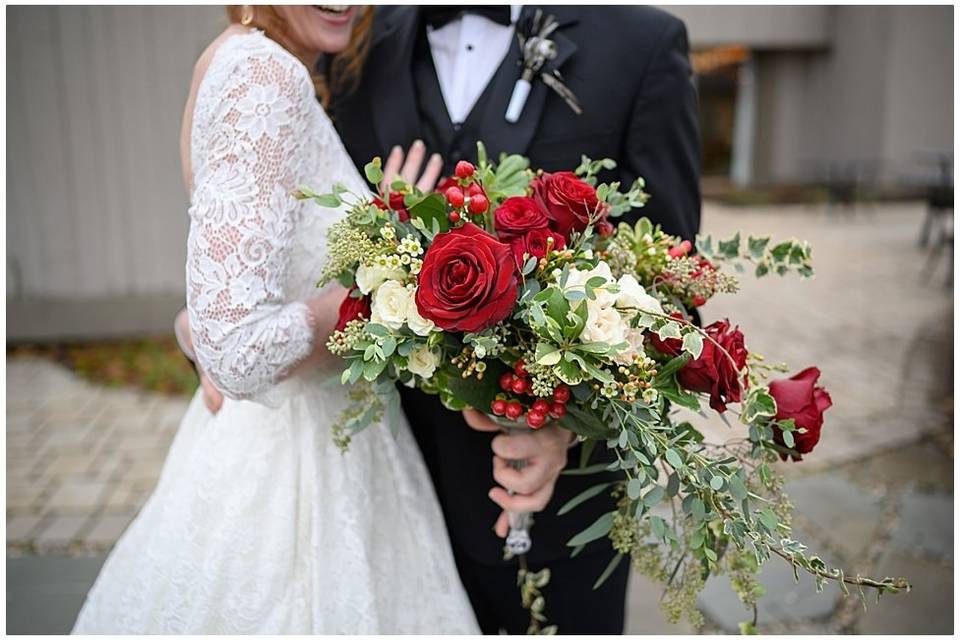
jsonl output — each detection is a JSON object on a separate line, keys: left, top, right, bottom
{"left": 415, "top": 223, "right": 519, "bottom": 332}
{"left": 653, "top": 319, "right": 748, "bottom": 413}
{"left": 493, "top": 196, "right": 550, "bottom": 240}
{"left": 335, "top": 288, "right": 371, "bottom": 331}
{"left": 510, "top": 228, "right": 566, "bottom": 268}
{"left": 530, "top": 171, "right": 603, "bottom": 237}
{"left": 769, "top": 367, "right": 833, "bottom": 460}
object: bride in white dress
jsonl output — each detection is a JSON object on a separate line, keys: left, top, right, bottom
{"left": 73, "top": 6, "right": 478, "bottom": 634}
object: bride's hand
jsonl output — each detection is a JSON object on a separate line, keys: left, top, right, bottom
{"left": 381, "top": 140, "right": 444, "bottom": 193}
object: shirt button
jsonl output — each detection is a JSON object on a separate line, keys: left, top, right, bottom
{"left": 453, "top": 123, "right": 462, "bottom": 132}
{"left": 466, "top": 44, "right": 474, "bottom": 52}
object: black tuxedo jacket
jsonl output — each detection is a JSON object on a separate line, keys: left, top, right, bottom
{"left": 330, "top": 5, "right": 701, "bottom": 567}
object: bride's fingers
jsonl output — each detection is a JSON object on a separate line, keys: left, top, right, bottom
{"left": 493, "top": 510, "right": 509, "bottom": 538}
{"left": 380, "top": 145, "right": 403, "bottom": 192}
{"left": 200, "top": 373, "right": 224, "bottom": 414}
{"left": 488, "top": 484, "right": 553, "bottom": 514}
{"left": 399, "top": 140, "right": 426, "bottom": 184}
{"left": 463, "top": 408, "right": 500, "bottom": 432}
{"left": 493, "top": 455, "right": 547, "bottom": 495}
{"left": 415, "top": 153, "right": 444, "bottom": 192}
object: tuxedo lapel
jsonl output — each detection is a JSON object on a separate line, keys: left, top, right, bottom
{"left": 477, "top": 6, "right": 580, "bottom": 159}
{"left": 365, "top": 7, "right": 423, "bottom": 152}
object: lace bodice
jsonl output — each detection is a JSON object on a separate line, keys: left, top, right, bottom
{"left": 186, "top": 31, "right": 367, "bottom": 404}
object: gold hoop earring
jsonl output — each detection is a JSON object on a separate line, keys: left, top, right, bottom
{"left": 240, "top": 5, "right": 254, "bottom": 26}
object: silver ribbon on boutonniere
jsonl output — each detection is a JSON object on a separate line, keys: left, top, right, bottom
{"left": 505, "top": 9, "right": 582, "bottom": 123}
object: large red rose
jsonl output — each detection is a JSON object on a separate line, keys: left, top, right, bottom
{"left": 493, "top": 196, "right": 550, "bottom": 240}
{"left": 530, "top": 171, "right": 603, "bottom": 237}
{"left": 415, "top": 223, "right": 519, "bottom": 332}
{"left": 509, "top": 228, "right": 566, "bottom": 268}
{"left": 769, "top": 367, "right": 833, "bottom": 460}
{"left": 652, "top": 319, "right": 748, "bottom": 413}
{"left": 335, "top": 288, "right": 371, "bottom": 331}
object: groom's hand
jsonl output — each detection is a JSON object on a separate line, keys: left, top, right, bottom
{"left": 462, "top": 408, "right": 575, "bottom": 538}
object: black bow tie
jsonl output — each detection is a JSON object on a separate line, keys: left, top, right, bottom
{"left": 422, "top": 6, "right": 513, "bottom": 30}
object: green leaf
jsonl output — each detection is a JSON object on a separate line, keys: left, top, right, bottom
{"left": 559, "top": 405, "right": 613, "bottom": 440}
{"left": 742, "top": 388, "right": 778, "bottom": 423}
{"left": 728, "top": 475, "right": 748, "bottom": 501}
{"left": 782, "top": 429, "right": 795, "bottom": 448}
{"left": 655, "top": 352, "right": 692, "bottom": 380}
{"left": 656, "top": 321, "right": 682, "bottom": 341}
{"left": 710, "top": 475, "right": 725, "bottom": 491}
{"left": 364, "top": 158, "right": 383, "bottom": 185}
{"left": 558, "top": 482, "right": 612, "bottom": 516}
{"left": 407, "top": 192, "right": 450, "bottom": 234}
{"left": 535, "top": 343, "right": 562, "bottom": 366}
{"left": 567, "top": 511, "right": 615, "bottom": 547}
{"left": 681, "top": 332, "right": 704, "bottom": 359}
{"left": 758, "top": 508, "right": 778, "bottom": 531}
{"left": 747, "top": 235, "right": 770, "bottom": 259}
{"left": 642, "top": 484, "right": 664, "bottom": 508}
{"left": 311, "top": 193, "right": 342, "bottom": 207}
{"left": 665, "top": 448, "right": 683, "bottom": 469}
{"left": 626, "top": 478, "right": 643, "bottom": 500}
{"left": 592, "top": 553, "right": 624, "bottom": 590}
{"left": 442, "top": 360, "right": 507, "bottom": 412}
{"left": 522, "top": 255, "right": 538, "bottom": 276}
{"left": 561, "top": 462, "right": 610, "bottom": 476}
{"left": 718, "top": 231, "right": 741, "bottom": 259}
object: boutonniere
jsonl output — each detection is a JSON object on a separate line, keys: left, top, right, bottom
{"left": 505, "top": 9, "right": 583, "bottom": 123}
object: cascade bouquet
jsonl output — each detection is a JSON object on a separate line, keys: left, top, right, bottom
{"left": 299, "top": 144, "right": 908, "bottom": 633}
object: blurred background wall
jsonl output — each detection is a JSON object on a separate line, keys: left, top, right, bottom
{"left": 6, "top": 5, "right": 954, "bottom": 339}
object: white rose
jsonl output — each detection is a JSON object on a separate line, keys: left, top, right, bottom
{"left": 406, "top": 291, "right": 436, "bottom": 336}
{"left": 370, "top": 280, "right": 412, "bottom": 330}
{"left": 615, "top": 274, "right": 663, "bottom": 317}
{"left": 406, "top": 344, "right": 439, "bottom": 379}
{"left": 566, "top": 261, "right": 617, "bottom": 308}
{"left": 355, "top": 263, "right": 406, "bottom": 295}
{"left": 581, "top": 300, "right": 628, "bottom": 345}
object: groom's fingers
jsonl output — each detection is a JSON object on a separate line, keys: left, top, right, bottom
{"left": 493, "top": 510, "right": 509, "bottom": 538}
{"left": 381, "top": 145, "right": 403, "bottom": 191}
{"left": 399, "top": 140, "right": 426, "bottom": 184}
{"left": 416, "top": 153, "right": 444, "bottom": 192}
{"left": 463, "top": 408, "right": 500, "bottom": 432}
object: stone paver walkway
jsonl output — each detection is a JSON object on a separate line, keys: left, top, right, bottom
{"left": 6, "top": 201, "right": 954, "bottom": 633}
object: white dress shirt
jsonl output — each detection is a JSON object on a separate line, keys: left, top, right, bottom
{"left": 426, "top": 6, "right": 523, "bottom": 124}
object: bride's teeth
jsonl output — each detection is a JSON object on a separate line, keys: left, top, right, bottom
{"left": 317, "top": 5, "right": 349, "bottom": 15}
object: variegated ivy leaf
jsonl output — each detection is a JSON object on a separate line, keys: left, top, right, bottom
{"left": 656, "top": 321, "right": 682, "bottom": 341}
{"left": 681, "top": 331, "right": 704, "bottom": 359}
{"left": 536, "top": 344, "right": 562, "bottom": 366}
{"left": 742, "top": 387, "right": 778, "bottom": 423}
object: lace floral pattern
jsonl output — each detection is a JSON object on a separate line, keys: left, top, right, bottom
{"left": 72, "top": 31, "right": 480, "bottom": 634}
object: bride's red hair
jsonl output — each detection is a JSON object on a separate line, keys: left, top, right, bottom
{"left": 225, "top": 5, "right": 373, "bottom": 107}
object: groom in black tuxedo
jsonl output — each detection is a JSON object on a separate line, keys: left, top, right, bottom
{"left": 330, "top": 5, "right": 700, "bottom": 634}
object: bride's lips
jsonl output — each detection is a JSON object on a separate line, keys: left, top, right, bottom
{"left": 313, "top": 5, "right": 356, "bottom": 27}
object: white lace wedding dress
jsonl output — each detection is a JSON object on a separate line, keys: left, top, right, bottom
{"left": 73, "top": 30, "right": 478, "bottom": 635}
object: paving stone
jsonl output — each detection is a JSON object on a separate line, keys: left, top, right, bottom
{"left": 698, "top": 550, "right": 842, "bottom": 632}
{"left": 45, "top": 481, "right": 108, "bottom": 512}
{"left": 45, "top": 454, "right": 93, "bottom": 476}
{"left": 7, "top": 516, "right": 44, "bottom": 543}
{"left": 857, "top": 551, "right": 953, "bottom": 634}
{"left": 625, "top": 573, "right": 695, "bottom": 634}
{"left": 81, "top": 515, "right": 133, "bottom": 546}
{"left": 35, "top": 516, "right": 89, "bottom": 547}
{"left": 784, "top": 473, "right": 884, "bottom": 559}
{"left": 7, "top": 485, "right": 46, "bottom": 511}
{"left": 888, "top": 489, "right": 953, "bottom": 561}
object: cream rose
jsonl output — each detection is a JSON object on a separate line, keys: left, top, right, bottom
{"left": 614, "top": 327, "right": 646, "bottom": 365}
{"left": 370, "top": 280, "right": 412, "bottom": 330}
{"left": 406, "top": 291, "right": 436, "bottom": 336}
{"left": 355, "top": 263, "right": 406, "bottom": 295}
{"left": 615, "top": 274, "right": 663, "bottom": 317}
{"left": 406, "top": 344, "right": 439, "bottom": 379}
{"left": 581, "top": 300, "right": 628, "bottom": 345}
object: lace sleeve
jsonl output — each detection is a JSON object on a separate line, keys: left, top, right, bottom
{"left": 186, "top": 40, "right": 317, "bottom": 403}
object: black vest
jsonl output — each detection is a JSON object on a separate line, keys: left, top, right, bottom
{"left": 410, "top": 26, "right": 515, "bottom": 175}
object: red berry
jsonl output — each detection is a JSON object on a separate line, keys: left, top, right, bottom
{"left": 513, "top": 359, "right": 528, "bottom": 377}
{"left": 532, "top": 399, "right": 550, "bottom": 414}
{"left": 448, "top": 211, "right": 461, "bottom": 223}
{"left": 454, "top": 160, "right": 476, "bottom": 179}
{"left": 444, "top": 186, "right": 465, "bottom": 208}
{"left": 526, "top": 410, "right": 547, "bottom": 429}
{"left": 597, "top": 220, "right": 614, "bottom": 237}
{"left": 466, "top": 183, "right": 484, "bottom": 197}
{"left": 505, "top": 402, "right": 524, "bottom": 420}
{"left": 373, "top": 196, "right": 389, "bottom": 211}
{"left": 553, "top": 385, "right": 571, "bottom": 403}
{"left": 550, "top": 402, "right": 567, "bottom": 418}
{"left": 397, "top": 209, "right": 410, "bottom": 223}
{"left": 500, "top": 372, "right": 514, "bottom": 392}
{"left": 491, "top": 399, "right": 507, "bottom": 416}
{"left": 511, "top": 377, "right": 529, "bottom": 395}
{"left": 389, "top": 191, "right": 406, "bottom": 210}
{"left": 692, "top": 295, "right": 707, "bottom": 307}
{"left": 468, "top": 194, "right": 489, "bottom": 215}
{"left": 680, "top": 240, "right": 693, "bottom": 253}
